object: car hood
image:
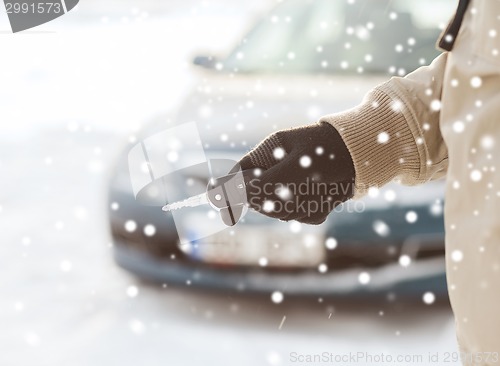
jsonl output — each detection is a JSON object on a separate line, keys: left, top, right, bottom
{"left": 173, "top": 69, "right": 387, "bottom": 152}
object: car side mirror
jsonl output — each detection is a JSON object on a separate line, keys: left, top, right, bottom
{"left": 192, "top": 55, "right": 217, "bottom": 69}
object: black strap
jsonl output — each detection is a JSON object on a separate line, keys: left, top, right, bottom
{"left": 438, "top": 0, "right": 471, "bottom": 51}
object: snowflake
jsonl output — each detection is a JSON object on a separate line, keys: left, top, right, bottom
{"left": 60, "top": 260, "right": 72, "bottom": 272}
{"left": 124, "top": 220, "right": 137, "bottom": 232}
{"left": 384, "top": 189, "right": 396, "bottom": 202}
{"left": 481, "top": 135, "right": 495, "bottom": 150}
{"left": 377, "top": 132, "right": 390, "bottom": 144}
{"left": 399, "top": 255, "right": 411, "bottom": 267}
{"left": 405, "top": 211, "right": 418, "bottom": 223}
{"left": 368, "top": 186, "right": 380, "bottom": 198}
{"left": 373, "top": 220, "right": 390, "bottom": 237}
{"left": 430, "top": 99, "right": 441, "bottom": 111}
{"left": 267, "top": 351, "right": 282, "bottom": 365}
{"left": 276, "top": 186, "right": 292, "bottom": 200}
{"left": 318, "top": 263, "right": 328, "bottom": 273}
{"left": 253, "top": 168, "right": 262, "bottom": 177}
{"left": 263, "top": 200, "right": 275, "bottom": 212}
{"left": 129, "top": 319, "right": 145, "bottom": 334}
{"left": 143, "top": 224, "right": 156, "bottom": 237}
{"left": 470, "top": 170, "right": 482, "bottom": 182}
{"left": 451, "top": 250, "right": 464, "bottom": 262}
{"left": 289, "top": 221, "right": 301, "bottom": 233}
{"left": 470, "top": 76, "right": 482, "bottom": 88}
{"left": 126, "top": 285, "right": 139, "bottom": 298}
{"left": 452, "top": 121, "right": 465, "bottom": 133}
{"left": 430, "top": 201, "right": 443, "bottom": 216}
{"left": 422, "top": 291, "right": 435, "bottom": 305}
{"left": 391, "top": 99, "right": 404, "bottom": 112}
{"left": 325, "top": 237, "right": 337, "bottom": 250}
{"left": 167, "top": 151, "right": 179, "bottom": 162}
{"left": 299, "top": 155, "right": 312, "bottom": 168}
{"left": 358, "top": 271, "right": 371, "bottom": 285}
{"left": 273, "top": 147, "right": 285, "bottom": 160}
{"left": 25, "top": 332, "right": 40, "bottom": 347}
{"left": 271, "top": 291, "right": 284, "bottom": 303}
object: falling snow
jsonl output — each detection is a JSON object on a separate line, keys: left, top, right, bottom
{"left": 276, "top": 186, "right": 292, "bottom": 200}
{"left": 143, "top": 224, "right": 156, "bottom": 237}
{"left": 373, "top": 220, "right": 390, "bottom": 237}
{"left": 405, "top": 211, "right": 418, "bottom": 223}
{"left": 318, "top": 263, "right": 328, "bottom": 273}
{"left": 60, "top": 260, "right": 73, "bottom": 272}
{"left": 452, "top": 121, "right": 465, "bottom": 133}
{"left": 126, "top": 285, "right": 139, "bottom": 298}
{"left": 358, "top": 272, "right": 371, "bottom": 285}
{"left": 430, "top": 100, "right": 441, "bottom": 111}
{"left": 0, "top": 1, "right": 462, "bottom": 363}
{"left": 299, "top": 155, "right": 312, "bottom": 168}
{"left": 399, "top": 255, "right": 411, "bottom": 267}
{"left": 273, "top": 147, "right": 285, "bottom": 160}
{"left": 263, "top": 200, "right": 275, "bottom": 213}
{"left": 451, "top": 250, "right": 464, "bottom": 263}
{"left": 470, "top": 76, "right": 482, "bottom": 88}
{"left": 271, "top": 291, "right": 284, "bottom": 304}
{"left": 368, "top": 187, "right": 380, "bottom": 198}
{"left": 480, "top": 135, "right": 495, "bottom": 150}
{"left": 124, "top": 220, "right": 137, "bottom": 232}
{"left": 325, "top": 237, "right": 338, "bottom": 250}
{"left": 289, "top": 221, "right": 302, "bottom": 233}
{"left": 377, "top": 132, "right": 389, "bottom": 144}
{"left": 423, "top": 292, "right": 436, "bottom": 305}
{"left": 470, "top": 170, "right": 483, "bottom": 182}
{"left": 384, "top": 189, "right": 396, "bottom": 202}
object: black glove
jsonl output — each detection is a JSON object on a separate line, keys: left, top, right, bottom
{"left": 232, "top": 122, "right": 356, "bottom": 225}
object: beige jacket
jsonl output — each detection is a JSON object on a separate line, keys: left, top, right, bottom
{"left": 321, "top": 0, "right": 500, "bottom": 363}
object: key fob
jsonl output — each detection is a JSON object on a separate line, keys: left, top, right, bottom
{"left": 206, "top": 169, "right": 256, "bottom": 226}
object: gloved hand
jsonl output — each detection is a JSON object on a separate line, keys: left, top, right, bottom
{"left": 232, "top": 122, "right": 356, "bottom": 225}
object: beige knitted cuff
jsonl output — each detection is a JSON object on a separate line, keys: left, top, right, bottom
{"left": 319, "top": 88, "right": 421, "bottom": 198}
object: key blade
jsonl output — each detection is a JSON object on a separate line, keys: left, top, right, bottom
{"left": 162, "top": 193, "right": 209, "bottom": 212}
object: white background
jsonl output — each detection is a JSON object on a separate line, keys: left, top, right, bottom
{"left": 0, "top": 1, "right": 458, "bottom": 365}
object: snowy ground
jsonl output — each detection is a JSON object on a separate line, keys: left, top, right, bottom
{"left": 0, "top": 1, "right": 460, "bottom": 365}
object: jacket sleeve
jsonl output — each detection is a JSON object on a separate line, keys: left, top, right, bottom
{"left": 319, "top": 53, "right": 449, "bottom": 198}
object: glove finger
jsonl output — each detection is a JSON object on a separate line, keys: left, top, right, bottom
{"left": 244, "top": 165, "right": 293, "bottom": 221}
{"left": 230, "top": 132, "right": 285, "bottom": 174}
{"left": 228, "top": 155, "right": 253, "bottom": 174}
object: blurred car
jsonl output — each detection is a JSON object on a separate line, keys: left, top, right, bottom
{"left": 107, "top": 0, "right": 454, "bottom": 299}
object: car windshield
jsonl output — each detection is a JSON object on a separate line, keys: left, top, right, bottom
{"left": 223, "top": 0, "right": 454, "bottom": 75}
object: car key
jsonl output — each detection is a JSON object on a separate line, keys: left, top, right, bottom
{"left": 161, "top": 192, "right": 209, "bottom": 212}
{"left": 162, "top": 169, "right": 256, "bottom": 226}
